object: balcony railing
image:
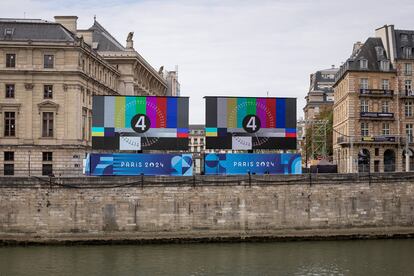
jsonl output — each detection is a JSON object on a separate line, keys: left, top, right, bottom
{"left": 360, "top": 112, "right": 394, "bottom": 119}
{"left": 359, "top": 89, "right": 394, "bottom": 97}
{"left": 399, "top": 90, "right": 414, "bottom": 98}
{"left": 337, "top": 135, "right": 398, "bottom": 144}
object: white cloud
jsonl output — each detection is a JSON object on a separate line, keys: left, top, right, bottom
{"left": 2, "top": 0, "right": 414, "bottom": 123}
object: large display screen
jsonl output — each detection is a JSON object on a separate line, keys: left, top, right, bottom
{"left": 85, "top": 153, "right": 193, "bottom": 176}
{"left": 205, "top": 96, "right": 296, "bottom": 150}
{"left": 204, "top": 153, "right": 301, "bottom": 175}
{"left": 92, "top": 96, "right": 189, "bottom": 150}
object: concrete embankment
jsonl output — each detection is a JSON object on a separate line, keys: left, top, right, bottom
{"left": 1, "top": 173, "right": 414, "bottom": 245}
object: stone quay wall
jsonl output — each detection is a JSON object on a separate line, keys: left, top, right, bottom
{"left": 1, "top": 173, "right": 414, "bottom": 244}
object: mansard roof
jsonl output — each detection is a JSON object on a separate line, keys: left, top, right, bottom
{"left": 334, "top": 37, "right": 395, "bottom": 85}
{"left": 0, "top": 19, "right": 76, "bottom": 42}
{"left": 88, "top": 20, "right": 125, "bottom": 51}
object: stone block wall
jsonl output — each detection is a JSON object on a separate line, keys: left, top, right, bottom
{"left": 0, "top": 173, "right": 414, "bottom": 242}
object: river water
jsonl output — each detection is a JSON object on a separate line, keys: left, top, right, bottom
{"left": 0, "top": 239, "right": 413, "bottom": 276}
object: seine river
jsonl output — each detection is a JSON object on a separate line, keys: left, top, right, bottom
{"left": 0, "top": 239, "right": 413, "bottom": 275}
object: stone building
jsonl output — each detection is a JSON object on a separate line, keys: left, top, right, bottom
{"left": 333, "top": 38, "right": 399, "bottom": 173}
{"left": 304, "top": 66, "right": 338, "bottom": 120}
{"left": 189, "top": 124, "right": 205, "bottom": 174}
{"left": 0, "top": 16, "right": 168, "bottom": 176}
{"left": 165, "top": 69, "right": 180, "bottom": 96}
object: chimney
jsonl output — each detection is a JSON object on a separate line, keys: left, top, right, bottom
{"left": 54, "top": 16, "right": 78, "bottom": 34}
{"left": 77, "top": 30, "right": 93, "bottom": 46}
{"left": 331, "top": 64, "right": 335, "bottom": 69}
{"left": 352, "top": 41, "right": 364, "bottom": 56}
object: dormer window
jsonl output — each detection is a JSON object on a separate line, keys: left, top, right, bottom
{"left": 360, "top": 59, "right": 368, "bottom": 69}
{"left": 403, "top": 47, "right": 412, "bottom": 58}
{"left": 401, "top": 33, "right": 409, "bottom": 41}
{"left": 4, "top": 28, "right": 14, "bottom": 38}
{"left": 380, "top": 60, "right": 390, "bottom": 71}
{"left": 375, "top": 47, "right": 384, "bottom": 56}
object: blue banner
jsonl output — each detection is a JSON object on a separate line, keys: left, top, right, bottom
{"left": 86, "top": 153, "right": 193, "bottom": 176}
{"left": 204, "top": 153, "right": 301, "bottom": 175}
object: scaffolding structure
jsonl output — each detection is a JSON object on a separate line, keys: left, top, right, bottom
{"left": 305, "top": 120, "right": 329, "bottom": 160}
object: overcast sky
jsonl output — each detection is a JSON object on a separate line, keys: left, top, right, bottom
{"left": 2, "top": 0, "right": 414, "bottom": 123}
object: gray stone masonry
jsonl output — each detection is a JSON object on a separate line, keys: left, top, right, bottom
{"left": 0, "top": 173, "right": 414, "bottom": 244}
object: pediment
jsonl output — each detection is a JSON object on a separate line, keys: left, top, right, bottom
{"left": 37, "top": 100, "right": 60, "bottom": 113}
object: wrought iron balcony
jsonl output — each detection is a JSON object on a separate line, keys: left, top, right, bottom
{"left": 399, "top": 90, "right": 414, "bottom": 98}
{"left": 336, "top": 135, "right": 398, "bottom": 145}
{"left": 360, "top": 112, "right": 394, "bottom": 120}
{"left": 359, "top": 89, "right": 394, "bottom": 97}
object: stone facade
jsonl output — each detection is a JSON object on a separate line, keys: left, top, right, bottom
{"left": 0, "top": 174, "right": 414, "bottom": 243}
{"left": 0, "top": 16, "right": 169, "bottom": 176}
{"left": 304, "top": 66, "right": 338, "bottom": 121}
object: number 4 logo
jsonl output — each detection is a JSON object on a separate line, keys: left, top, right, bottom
{"left": 131, "top": 114, "right": 151, "bottom": 133}
{"left": 242, "top": 115, "right": 261, "bottom": 133}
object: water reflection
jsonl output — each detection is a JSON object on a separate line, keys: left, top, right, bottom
{"left": 0, "top": 239, "right": 413, "bottom": 276}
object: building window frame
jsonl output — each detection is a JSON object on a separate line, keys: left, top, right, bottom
{"left": 406, "top": 124, "right": 413, "bottom": 143}
{"left": 405, "top": 101, "right": 413, "bottom": 117}
{"left": 360, "top": 99, "right": 369, "bottom": 112}
{"left": 361, "top": 122, "right": 369, "bottom": 137}
{"left": 42, "top": 112, "right": 54, "bottom": 138}
{"left": 4, "top": 163, "right": 14, "bottom": 176}
{"left": 4, "top": 111, "right": 16, "bottom": 137}
{"left": 382, "top": 101, "right": 389, "bottom": 113}
{"left": 43, "top": 85, "right": 53, "bottom": 99}
{"left": 404, "top": 63, "right": 412, "bottom": 76}
{"left": 6, "top": 53, "right": 16, "bottom": 68}
{"left": 381, "top": 79, "right": 390, "bottom": 90}
{"left": 405, "top": 80, "right": 412, "bottom": 95}
{"left": 360, "top": 59, "right": 368, "bottom": 69}
{"left": 380, "top": 60, "right": 390, "bottom": 71}
{"left": 382, "top": 122, "right": 390, "bottom": 135}
{"left": 43, "top": 54, "right": 54, "bottom": 69}
{"left": 5, "top": 84, "right": 15, "bottom": 98}
{"left": 360, "top": 78, "right": 369, "bottom": 90}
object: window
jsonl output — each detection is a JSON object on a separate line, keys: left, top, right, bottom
{"left": 42, "top": 152, "right": 53, "bottom": 161}
{"left": 361, "top": 123, "right": 369, "bottom": 136}
{"left": 4, "top": 164, "right": 14, "bottom": 175}
{"left": 405, "top": 101, "right": 413, "bottom": 117}
{"left": 4, "top": 112, "right": 15, "bottom": 137}
{"left": 401, "top": 34, "right": 409, "bottom": 41}
{"left": 381, "top": 79, "right": 389, "bottom": 90}
{"left": 82, "top": 109, "right": 87, "bottom": 140}
{"left": 360, "top": 78, "right": 369, "bottom": 90}
{"left": 382, "top": 101, "right": 389, "bottom": 113}
{"left": 403, "top": 47, "right": 412, "bottom": 58}
{"left": 404, "top": 63, "right": 412, "bottom": 75}
{"left": 406, "top": 124, "right": 413, "bottom": 142}
{"left": 360, "top": 59, "right": 368, "bottom": 69}
{"left": 360, "top": 100, "right": 369, "bottom": 112}
{"left": 375, "top": 148, "right": 379, "bottom": 156}
{"left": 5, "top": 84, "right": 15, "bottom": 98}
{"left": 405, "top": 80, "right": 412, "bottom": 95}
{"left": 42, "top": 164, "right": 53, "bottom": 176}
{"left": 6, "top": 54, "right": 16, "bottom": 68}
{"left": 4, "top": 151, "right": 14, "bottom": 161}
{"left": 380, "top": 60, "right": 390, "bottom": 71}
{"left": 382, "top": 123, "right": 390, "bottom": 135}
{"left": 42, "top": 112, "right": 54, "bottom": 137}
{"left": 376, "top": 47, "right": 384, "bottom": 56}
{"left": 44, "top": 54, "right": 54, "bottom": 68}
{"left": 43, "top": 85, "right": 53, "bottom": 99}
{"left": 374, "top": 160, "right": 380, "bottom": 172}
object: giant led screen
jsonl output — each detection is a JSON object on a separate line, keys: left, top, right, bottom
{"left": 205, "top": 96, "right": 296, "bottom": 150}
{"left": 92, "top": 96, "right": 189, "bottom": 151}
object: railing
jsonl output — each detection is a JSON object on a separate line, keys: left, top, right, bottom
{"left": 359, "top": 89, "right": 394, "bottom": 97}
{"left": 337, "top": 135, "right": 398, "bottom": 144}
{"left": 399, "top": 90, "right": 414, "bottom": 97}
{"left": 360, "top": 112, "right": 394, "bottom": 119}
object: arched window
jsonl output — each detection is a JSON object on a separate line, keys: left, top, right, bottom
{"left": 384, "top": 149, "right": 396, "bottom": 172}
